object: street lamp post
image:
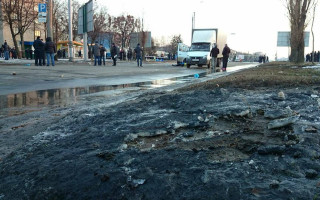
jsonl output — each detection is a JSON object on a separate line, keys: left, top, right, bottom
{"left": 47, "top": 0, "right": 53, "bottom": 39}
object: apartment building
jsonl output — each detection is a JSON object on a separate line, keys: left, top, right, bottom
{"left": 0, "top": 0, "right": 46, "bottom": 51}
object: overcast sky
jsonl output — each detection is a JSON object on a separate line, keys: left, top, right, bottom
{"left": 78, "top": 0, "right": 320, "bottom": 59}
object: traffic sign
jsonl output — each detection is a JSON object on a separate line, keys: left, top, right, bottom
{"left": 38, "top": 17, "right": 47, "bottom": 23}
{"left": 38, "top": 3, "right": 47, "bottom": 13}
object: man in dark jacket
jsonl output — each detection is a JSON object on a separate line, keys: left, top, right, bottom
{"left": 134, "top": 43, "right": 143, "bottom": 67}
{"left": 222, "top": 44, "right": 231, "bottom": 71}
{"left": 33, "top": 36, "right": 44, "bottom": 66}
{"left": 111, "top": 43, "right": 117, "bottom": 66}
{"left": 44, "top": 37, "right": 56, "bottom": 66}
{"left": 92, "top": 41, "right": 101, "bottom": 66}
{"left": 210, "top": 44, "right": 219, "bottom": 71}
{"left": 100, "top": 44, "right": 106, "bottom": 66}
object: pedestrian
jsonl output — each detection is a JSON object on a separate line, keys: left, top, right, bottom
{"left": 11, "top": 48, "right": 17, "bottom": 59}
{"left": 100, "top": 44, "right": 106, "bottom": 65}
{"left": 210, "top": 44, "right": 219, "bottom": 71}
{"left": 111, "top": 43, "right": 117, "bottom": 66}
{"left": 44, "top": 37, "right": 56, "bottom": 66}
{"left": 62, "top": 49, "right": 66, "bottom": 58}
{"left": 134, "top": 43, "right": 143, "bottom": 67}
{"left": 3, "top": 41, "right": 9, "bottom": 60}
{"left": 29, "top": 48, "right": 33, "bottom": 60}
{"left": 127, "top": 47, "right": 132, "bottom": 61}
{"left": 306, "top": 53, "right": 311, "bottom": 62}
{"left": 0, "top": 46, "right": 3, "bottom": 58}
{"left": 222, "top": 44, "right": 230, "bottom": 71}
{"left": 120, "top": 49, "right": 124, "bottom": 60}
{"left": 93, "top": 41, "right": 101, "bottom": 66}
{"left": 57, "top": 49, "right": 62, "bottom": 58}
{"left": 33, "top": 36, "right": 44, "bottom": 66}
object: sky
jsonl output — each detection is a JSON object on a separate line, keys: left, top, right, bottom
{"left": 78, "top": 0, "right": 320, "bottom": 60}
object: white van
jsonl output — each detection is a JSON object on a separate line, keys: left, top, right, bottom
{"left": 176, "top": 43, "right": 189, "bottom": 66}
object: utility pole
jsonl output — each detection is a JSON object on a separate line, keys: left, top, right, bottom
{"left": 68, "top": 0, "right": 74, "bottom": 61}
{"left": 47, "top": 0, "right": 53, "bottom": 39}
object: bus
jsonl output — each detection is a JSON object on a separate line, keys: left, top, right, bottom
{"left": 177, "top": 43, "right": 189, "bottom": 66}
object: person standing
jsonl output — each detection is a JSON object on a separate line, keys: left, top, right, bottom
{"left": 127, "top": 47, "right": 132, "bottom": 61}
{"left": 100, "top": 44, "right": 106, "bottom": 66}
{"left": 134, "top": 43, "right": 143, "bottom": 67}
{"left": 44, "top": 37, "right": 56, "bottom": 66}
{"left": 62, "top": 49, "right": 66, "bottom": 58}
{"left": 33, "top": 36, "right": 44, "bottom": 66}
{"left": 210, "top": 44, "right": 219, "bottom": 72}
{"left": 111, "top": 43, "right": 117, "bottom": 66}
{"left": 93, "top": 41, "right": 101, "bottom": 66}
{"left": 222, "top": 44, "right": 231, "bottom": 71}
{"left": 3, "top": 40, "right": 9, "bottom": 60}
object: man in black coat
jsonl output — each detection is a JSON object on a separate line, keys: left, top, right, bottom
{"left": 33, "top": 36, "right": 44, "bottom": 66}
{"left": 222, "top": 44, "right": 231, "bottom": 71}
{"left": 111, "top": 43, "right": 117, "bottom": 66}
{"left": 134, "top": 43, "right": 143, "bottom": 67}
{"left": 45, "top": 37, "right": 56, "bottom": 66}
{"left": 210, "top": 44, "right": 219, "bottom": 71}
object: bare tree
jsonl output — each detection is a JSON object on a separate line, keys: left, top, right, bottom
{"left": 169, "top": 34, "right": 183, "bottom": 55}
{"left": 1, "top": 0, "right": 21, "bottom": 57}
{"left": 88, "top": 6, "right": 109, "bottom": 45}
{"left": 16, "top": 0, "right": 38, "bottom": 58}
{"left": 284, "top": 0, "right": 317, "bottom": 63}
{"left": 53, "top": 0, "right": 68, "bottom": 44}
{"left": 112, "top": 15, "right": 140, "bottom": 48}
{"left": 72, "top": 0, "right": 80, "bottom": 41}
{"left": 1, "top": 0, "right": 38, "bottom": 58}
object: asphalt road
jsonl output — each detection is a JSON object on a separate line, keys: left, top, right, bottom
{"left": 0, "top": 59, "right": 252, "bottom": 96}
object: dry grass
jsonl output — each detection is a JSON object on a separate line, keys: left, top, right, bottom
{"left": 181, "top": 62, "right": 320, "bottom": 91}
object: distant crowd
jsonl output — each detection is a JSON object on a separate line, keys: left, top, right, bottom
{"left": 91, "top": 41, "right": 144, "bottom": 67}
{"left": 306, "top": 51, "right": 320, "bottom": 62}
{"left": 0, "top": 40, "right": 18, "bottom": 60}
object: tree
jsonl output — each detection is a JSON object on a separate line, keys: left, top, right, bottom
{"left": 53, "top": 0, "right": 68, "bottom": 44}
{"left": 169, "top": 34, "right": 183, "bottom": 55}
{"left": 88, "top": 6, "right": 109, "bottom": 45}
{"left": 112, "top": 15, "right": 140, "bottom": 48}
{"left": 16, "top": 0, "right": 38, "bottom": 58}
{"left": 1, "top": 0, "right": 21, "bottom": 58}
{"left": 1, "top": 0, "right": 38, "bottom": 58}
{"left": 284, "top": 0, "right": 317, "bottom": 63}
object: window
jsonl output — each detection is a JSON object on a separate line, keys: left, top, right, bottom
{"left": 35, "top": 30, "right": 41, "bottom": 37}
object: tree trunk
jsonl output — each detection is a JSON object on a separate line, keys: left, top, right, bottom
{"left": 290, "top": 24, "right": 305, "bottom": 63}
{"left": 9, "top": 24, "right": 21, "bottom": 59}
{"left": 20, "top": 33, "right": 25, "bottom": 58}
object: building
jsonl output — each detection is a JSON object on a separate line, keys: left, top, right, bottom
{"left": 0, "top": 0, "right": 46, "bottom": 53}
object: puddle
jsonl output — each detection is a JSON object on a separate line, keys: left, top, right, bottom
{"left": 0, "top": 72, "right": 208, "bottom": 112}
{"left": 0, "top": 64, "right": 257, "bottom": 116}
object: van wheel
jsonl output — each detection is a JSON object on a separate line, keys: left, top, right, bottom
{"left": 187, "top": 64, "right": 191, "bottom": 68}
{"left": 207, "top": 61, "right": 211, "bottom": 69}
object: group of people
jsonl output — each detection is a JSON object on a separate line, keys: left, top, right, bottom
{"left": 0, "top": 40, "right": 17, "bottom": 60}
{"left": 33, "top": 36, "right": 56, "bottom": 66}
{"left": 92, "top": 42, "right": 143, "bottom": 67}
{"left": 210, "top": 44, "right": 231, "bottom": 71}
{"left": 306, "top": 51, "right": 320, "bottom": 62}
{"left": 92, "top": 41, "right": 107, "bottom": 66}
